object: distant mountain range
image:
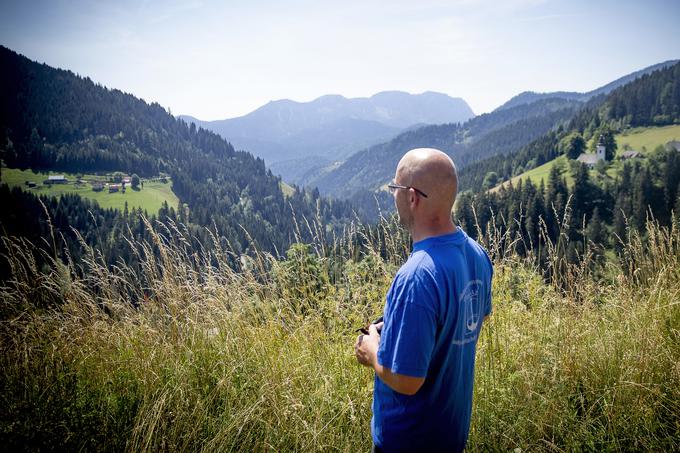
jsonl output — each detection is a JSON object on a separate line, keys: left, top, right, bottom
{"left": 180, "top": 91, "right": 474, "bottom": 181}
{"left": 305, "top": 59, "right": 679, "bottom": 200}
{"left": 495, "top": 60, "right": 678, "bottom": 111}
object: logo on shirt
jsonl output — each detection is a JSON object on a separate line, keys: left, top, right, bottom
{"left": 452, "top": 279, "right": 483, "bottom": 345}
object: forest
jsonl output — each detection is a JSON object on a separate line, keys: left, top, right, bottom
{"left": 0, "top": 45, "right": 357, "bottom": 261}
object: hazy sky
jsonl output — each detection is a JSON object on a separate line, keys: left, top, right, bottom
{"left": 1, "top": 0, "right": 678, "bottom": 120}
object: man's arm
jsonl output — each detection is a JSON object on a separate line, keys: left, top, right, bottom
{"left": 354, "top": 323, "right": 425, "bottom": 396}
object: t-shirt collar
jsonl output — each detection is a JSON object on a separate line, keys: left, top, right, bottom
{"left": 412, "top": 228, "right": 467, "bottom": 253}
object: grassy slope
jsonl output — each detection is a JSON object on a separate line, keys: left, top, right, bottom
{"left": 495, "top": 124, "right": 680, "bottom": 191}
{"left": 616, "top": 124, "right": 680, "bottom": 151}
{"left": 0, "top": 219, "right": 678, "bottom": 451}
{"left": 0, "top": 167, "right": 179, "bottom": 213}
{"left": 279, "top": 180, "right": 295, "bottom": 197}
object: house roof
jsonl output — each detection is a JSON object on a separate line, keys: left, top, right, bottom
{"left": 621, "top": 150, "right": 641, "bottom": 159}
{"left": 48, "top": 175, "right": 66, "bottom": 180}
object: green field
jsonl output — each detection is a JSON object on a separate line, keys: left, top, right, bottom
{"left": 1, "top": 168, "right": 179, "bottom": 213}
{"left": 495, "top": 125, "right": 680, "bottom": 191}
{"left": 494, "top": 155, "right": 573, "bottom": 191}
{"left": 616, "top": 124, "right": 680, "bottom": 151}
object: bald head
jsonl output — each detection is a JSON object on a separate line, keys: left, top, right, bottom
{"left": 395, "top": 148, "right": 458, "bottom": 213}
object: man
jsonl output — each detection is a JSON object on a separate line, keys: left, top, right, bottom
{"left": 354, "top": 148, "right": 493, "bottom": 452}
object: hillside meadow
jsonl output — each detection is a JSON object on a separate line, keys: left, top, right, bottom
{"left": 0, "top": 167, "right": 179, "bottom": 213}
{"left": 616, "top": 124, "right": 680, "bottom": 152}
{"left": 0, "top": 214, "right": 678, "bottom": 452}
{"left": 496, "top": 124, "right": 680, "bottom": 190}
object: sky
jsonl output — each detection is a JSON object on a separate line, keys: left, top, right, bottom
{"left": 1, "top": 0, "right": 679, "bottom": 120}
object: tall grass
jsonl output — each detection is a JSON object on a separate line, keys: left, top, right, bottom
{"left": 0, "top": 213, "right": 678, "bottom": 451}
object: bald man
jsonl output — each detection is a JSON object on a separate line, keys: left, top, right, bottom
{"left": 354, "top": 148, "right": 493, "bottom": 453}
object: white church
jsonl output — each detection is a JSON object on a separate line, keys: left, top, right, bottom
{"left": 576, "top": 135, "right": 607, "bottom": 167}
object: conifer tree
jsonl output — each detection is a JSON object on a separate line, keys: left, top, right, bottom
{"left": 586, "top": 207, "right": 606, "bottom": 248}
{"left": 561, "top": 133, "right": 586, "bottom": 160}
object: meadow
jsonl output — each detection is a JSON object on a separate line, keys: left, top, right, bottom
{"left": 0, "top": 167, "right": 179, "bottom": 213}
{"left": 0, "top": 213, "right": 678, "bottom": 452}
{"left": 616, "top": 124, "right": 680, "bottom": 151}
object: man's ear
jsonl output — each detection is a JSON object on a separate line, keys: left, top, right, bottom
{"left": 411, "top": 190, "right": 420, "bottom": 207}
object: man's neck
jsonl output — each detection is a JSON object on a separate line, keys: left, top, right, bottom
{"left": 411, "top": 220, "right": 457, "bottom": 243}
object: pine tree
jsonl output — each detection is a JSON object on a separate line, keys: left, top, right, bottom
{"left": 561, "top": 133, "right": 586, "bottom": 160}
{"left": 545, "top": 165, "right": 568, "bottom": 243}
{"left": 586, "top": 207, "right": 606, "bottom": 248}
{"left": 570, "top": 162, "right": 602, "bottom": 241}
{"left": 454, "top": 192, "right": 475, "bottom": 236}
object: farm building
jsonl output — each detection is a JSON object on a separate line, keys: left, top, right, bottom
{"left": 621, "top": 150, "right": 641, "bottom": 159}
{"left": 44, "top": 175, "right": 68, "bottom": 184}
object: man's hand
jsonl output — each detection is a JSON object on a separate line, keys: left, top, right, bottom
{"left": 354, "top": 321, "right": 425, "bottom": 395}
{"left": 354, "top": 322, "right": 383, "bottom": 367}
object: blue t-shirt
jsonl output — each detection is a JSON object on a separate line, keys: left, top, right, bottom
{"left": 372, "top": 228, "right": 493, "bottom": 452}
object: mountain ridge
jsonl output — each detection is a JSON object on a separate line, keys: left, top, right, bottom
{"left": 495, "top": 60, "right": 678, "bottom": 111}
{"left": 179, "top": 91, "right": 474, "bottom": 181}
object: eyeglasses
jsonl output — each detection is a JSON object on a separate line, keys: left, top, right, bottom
{"left": 387, "top": 183, "right": 428, "bottom": 198}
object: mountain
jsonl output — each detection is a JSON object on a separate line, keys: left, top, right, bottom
{"left": 180, "top": 91, "right": 474, "bottom": 182}
{"left": 494, "top": 60, "right": 678, "bottom": 111}
{"left": 0, "top": 45, "right": 355, "bottom": 256}
{"left": 309, "top": 97, "right": 581, "bottom": 198}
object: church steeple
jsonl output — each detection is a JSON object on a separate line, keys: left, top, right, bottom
{"left": 596, "top": 134, "right": 606, "bottom": 161}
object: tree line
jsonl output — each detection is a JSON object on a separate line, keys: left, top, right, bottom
{"left": 455, "top": 146, "right": 680, "bottom": 272}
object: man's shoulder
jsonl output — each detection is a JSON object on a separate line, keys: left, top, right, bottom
{"left": 459, "top": 233, "right": 493, "bottom": 271}
{"left": 398, "top": 250, "right": 435, "bottom": 276}
{"left": 392, "top": 252, "right": 437, "bottom": 288}
{"left": 472, "top": 240, "right": 493, "bottom": 261}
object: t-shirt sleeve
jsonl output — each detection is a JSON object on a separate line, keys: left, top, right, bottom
{"left": 377, "top": 269, "right": 437, "bottom": 378}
